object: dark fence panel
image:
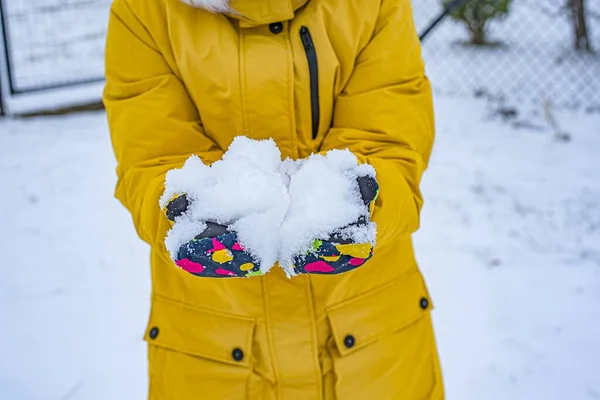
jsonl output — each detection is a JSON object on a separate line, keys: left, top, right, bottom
{"left": 0, "top": 0, "right": 110, "bottom": 95}
{"left": 0, "top": 0, "right": 6, "bottom": 114}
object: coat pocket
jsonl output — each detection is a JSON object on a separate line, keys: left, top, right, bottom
{"left": 325, "top": 269, "right": 440, "bottom": 400}
{"left": 144, "top": 295, "right": 256, "bottom": 400}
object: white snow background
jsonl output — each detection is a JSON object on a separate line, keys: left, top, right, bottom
{"left": 1, "top": 96, "right": 599, "bottom": 400}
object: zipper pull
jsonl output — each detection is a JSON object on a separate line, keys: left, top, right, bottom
{"left": 300, "top": 26, "right": 312, "bottom": 49}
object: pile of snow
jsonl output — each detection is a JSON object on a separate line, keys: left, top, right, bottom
{"left": 160, "top": 137, "right": 376, "bottom": 275}
{"left": 160, "top": 137, "right": 290, "bottom": 273}
{"left": 278, "top": 150, "right": 376, "bottom": 273}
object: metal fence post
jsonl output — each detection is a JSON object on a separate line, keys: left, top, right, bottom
{"left": 0, "top": 0, "right": 5, "bottom": 115}
{"left": 419, "top": 0, "right": 470, "bottom": 42}
{"left": 0, "top": 0, "right": 11, "bottom": 115}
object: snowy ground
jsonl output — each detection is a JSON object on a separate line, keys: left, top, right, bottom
{"left": 0, "top": 96, "right": 599, "bottom": 399}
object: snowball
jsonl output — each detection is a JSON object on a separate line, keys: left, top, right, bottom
{"left": 160, "top": 138, "right": 377, "bottom": 277}
{"left": 161, "top": 136, "right": 289, "bottom": 272}
{"left": 221, "top": 135, "right": 282, "bottom": 173}
{"left": 279, "top": 157, "right": 304, "bottom": 188}
{"left": 277, "top": 149, "right": 377, "bottom": 275}
{"left": 159, "top": 155, "right": 210, "bottom": 209}
{"left": 355, "top": 162, "right": 376, "bottom": 178}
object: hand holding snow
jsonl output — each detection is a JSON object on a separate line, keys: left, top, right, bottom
{"left": 161, "top": 136, "right": 377, "bottom": 276}
{"left": 278, "top": 150, "right": 377, "bottom": 273}
{"left": 160, "top": 137, "right": 289, "bottom": 272}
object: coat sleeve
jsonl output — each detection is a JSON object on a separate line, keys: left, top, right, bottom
{"left": 319, "top": 0, "right": 434, "bottom": 243}
{"left": 103, "top": 0, "right": 223, "bottom": 247}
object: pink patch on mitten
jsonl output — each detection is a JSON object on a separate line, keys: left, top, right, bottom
{"left": 215, "top": 268, "right": 236, "bottom": 276}
{"left": 232, "top": 242, "right": 244, "bottom": 251}
{"left": 304, "top": 261, "right": 335, "bottom": 273}
{"left": 176, "top": 258, "right": 205, "bottom": 274}
{"left": 349, "top": 258, "right": 365, "bottom": 266}
{"left": 207, "top": 238, "right": 226, "bottom": 253}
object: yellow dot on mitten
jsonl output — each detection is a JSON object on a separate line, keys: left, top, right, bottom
{"left": 212, "top": 249, "right": 234, "bottom": 264}
{"left": 321, "top": 255, "right": 341, "bottom": 262}
{"left": 240, "top": 263, "right": 255, "bottom": 271}
{"left": 335, "top": 243, "right": 372, "bottom": 259}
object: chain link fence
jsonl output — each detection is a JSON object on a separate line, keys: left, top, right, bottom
{"left": 413, "top": 0, "right": 600, "bottom": 111}
{"left": 0, "top": 0, "right": 110, "bottom": 94}
{"left": 0, "top": 0, "right": 599, "bottom": 113}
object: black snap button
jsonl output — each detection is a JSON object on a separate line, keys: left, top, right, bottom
{"left": 148, "top": 327, "right": 159, "bottom": 340}
{"left": 269, "top": 22, "right": 284, "bottom": 34}
{"left": 420, "top": 297, "right": 429, "bottom": 310}
{"left": 344, "top": 335, "right": 356, "bottom": 349}
{"left": 232, "top": 348, "right": 244, "bottom": 362}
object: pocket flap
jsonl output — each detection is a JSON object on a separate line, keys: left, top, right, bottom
{"left": 144, "top": 295, "right": 256, "bottom": 367}
{"left": 326, "top": 269, "right": 432, "bottom": 357}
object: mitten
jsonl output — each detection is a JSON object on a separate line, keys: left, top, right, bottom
{"left": 160, "top": 137, "right": 289, "bottom": 278}
{"left": 162, "top": 196, "right": 263, "bottom": 277}
{"left": 278, "top": 150, "right": 379, "bottom": 276}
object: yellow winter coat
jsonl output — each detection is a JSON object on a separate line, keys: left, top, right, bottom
{"left": 103, "top": 0, "right": 444, "bottom": 398}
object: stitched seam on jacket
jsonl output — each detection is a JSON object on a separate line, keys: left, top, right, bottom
{"left": 261, "top": 277, "right": 282, "bottom": 399}
{"left": 304, "top": 276, "right": 324, "bottom": 399}
{"left": 239, "top": 27, "right": 250, "bottom": 136}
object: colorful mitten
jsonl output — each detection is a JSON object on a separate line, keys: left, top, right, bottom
{"left": 278, "top": 149, "right": 379, "bottom": 277}
{"left": 163, "top": 196, "right": 263, "bottom": 277}
{"left": 160, "top": 137, "right": 289, "bottom": 278}
{"left": 292, "top": 175, "right": 379, "bottom": 275}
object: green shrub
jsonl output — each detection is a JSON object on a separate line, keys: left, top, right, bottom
{"left": 442, "top": 0, "right": 513, "bottom": 45}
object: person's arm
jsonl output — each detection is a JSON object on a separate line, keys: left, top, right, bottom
{"left": 103, "top": 0, "right": 222, "bottom": 247}
{"left": 319, "top": 0, "right": 434, "bottom": 243}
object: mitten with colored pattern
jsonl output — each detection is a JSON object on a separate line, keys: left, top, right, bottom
{"left": 278, "top": 149, "right": 379, "bottom": 277}
{"left": 160, "top": 137, "right": 289, "bottom": 278}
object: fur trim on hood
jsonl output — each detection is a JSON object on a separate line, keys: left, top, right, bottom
{"left": 178, "top": 0, "right": 308, "bottom": 26}
{"left": 179, "top": 0, "right": 230, "bottom": 12}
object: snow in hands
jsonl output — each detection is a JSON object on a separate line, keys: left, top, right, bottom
{"left": 161, "top": 137, "right": 289, "bottom": 273}
{"left": 160, "top": 136, "right": 377, "bottom": 277}
{"left": 278, "top": 150, "right": 377, "bottom": 275}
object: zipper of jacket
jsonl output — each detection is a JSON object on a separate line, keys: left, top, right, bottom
{"left": 299, "top": 26, "right": 320, "bottom": 140}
